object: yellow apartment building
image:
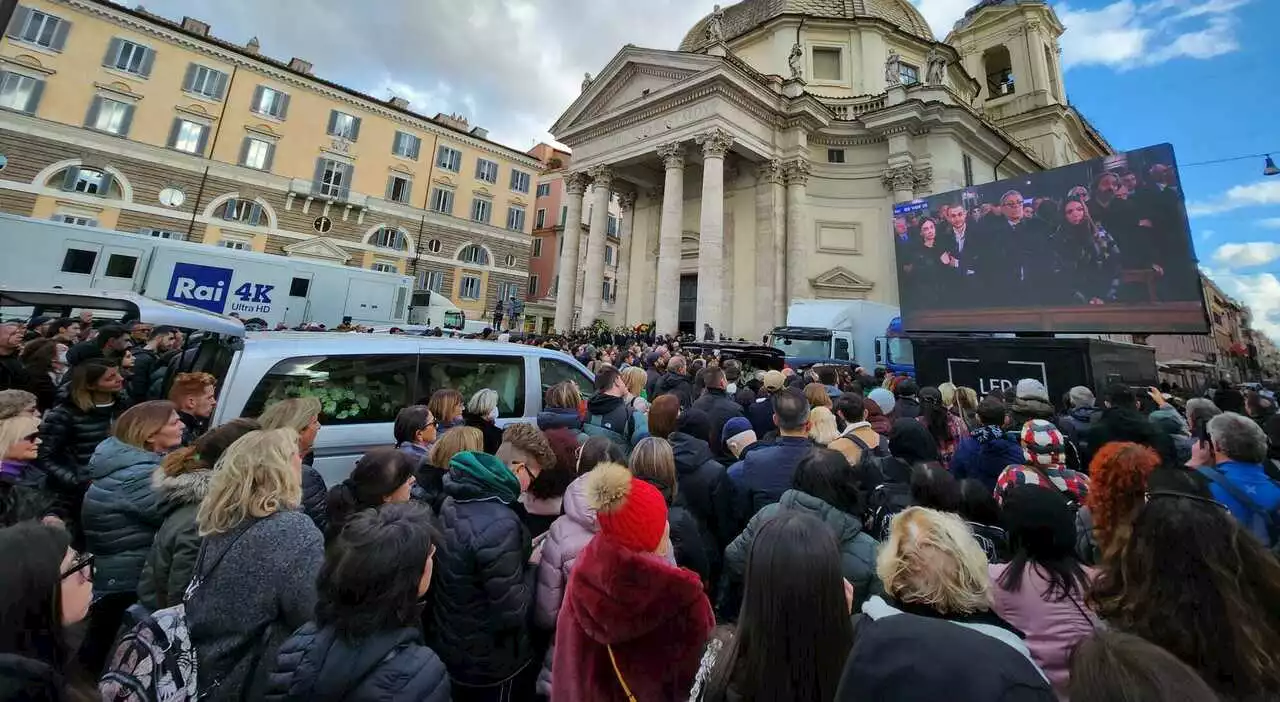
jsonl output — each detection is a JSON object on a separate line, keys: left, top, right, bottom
{"left": 0, "top": 0, "right": 539, "bottom": 321}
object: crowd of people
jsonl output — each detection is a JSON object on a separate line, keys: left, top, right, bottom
{"left": 895, "top": 157, "right": 1197, "bottom": 311}
{"left": 2, "top": 312, "right": 1280, "bottom": 702}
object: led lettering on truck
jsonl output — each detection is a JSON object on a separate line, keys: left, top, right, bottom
{"left": 167, "top": 262, "right": 275, "bottom": 316}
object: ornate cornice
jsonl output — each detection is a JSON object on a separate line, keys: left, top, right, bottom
{"left": 783, "top": 158, "right": 811, "bottom": 186}
{"left": 657, "top": 142, "right": 686, "bottom": 170}
{"left": 756, "top": 159, "right": 784, "bottom": 185}
{"left": 567, "top": 80, "right": 783, "bottom": 145}
{"left": 695, "top": 128, "right": 734, "bottom": 158}
{"left": 587, "top": 164, "right": 613, "bottom": 189}
{"left": 881, "top": 164, "right": 917, "bottom": 193}
{"left": 564, "top": 171, "right": 589, "bottom": 195}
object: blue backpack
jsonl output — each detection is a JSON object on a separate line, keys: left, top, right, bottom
{"left": 1196, "top": 467, "right": 1280, "bottom": 553}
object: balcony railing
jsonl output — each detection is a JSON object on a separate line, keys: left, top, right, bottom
{"left": 825, "top": 95, "right": 887, "bottom": 121}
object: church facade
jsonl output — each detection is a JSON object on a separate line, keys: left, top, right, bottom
{"left": 548, "top": 0, "right": 1110, "bottom": 339}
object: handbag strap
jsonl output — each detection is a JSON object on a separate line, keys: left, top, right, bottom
{"left": 607, "top": 644, "right": 638, "bottom": 702}
{"left": 186, "top": 519, "right": 260, "bottom": 600}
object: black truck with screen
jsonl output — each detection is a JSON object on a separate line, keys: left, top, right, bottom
{"left": 909, "top": 336, "right": 1158, "bottom": 401}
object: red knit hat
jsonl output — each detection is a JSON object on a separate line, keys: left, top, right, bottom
{"left": 586, "top": 462, "right": 669, "bottom": 553}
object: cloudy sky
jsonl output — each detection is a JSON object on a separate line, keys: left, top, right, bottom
{"left": 143, "top": 0, "right": 1280, "bottom": 338}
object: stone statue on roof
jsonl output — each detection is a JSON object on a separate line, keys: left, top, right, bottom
{"left": 885, "top": 50, "right": 902, "bottom": 86}
{"left": 788, "top": 42, "right": 803, "bottom": 80}
{"left": 706, "top": 5, "right": 725, "bottom": 43}
{"left": 581, "top": 72, "right": 594, "bottom": 92}
{"left": 926, "top": 46, "right": 947, "bottom": 85}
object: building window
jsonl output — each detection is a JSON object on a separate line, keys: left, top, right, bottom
{"left": 386, "top": 175, "right": 412, "bottom": 204}
{"left": 371, "top": 226, "right": 408, "bottom": 251}
{"left": 85, "top": 96, "right": 134, "bottom": 136}
{"left": 239, "top": 137, "right": 275, "bottom": 171}
{"left": 429, "top": 188, "right": 454, "bottom": 215}
{"left": 419, "top": 269, "right": 445, "bottom": 292}
{"left": 58, "top": 167, "right": 111, "bottom": 196}
{"left": 158, "top": 187, "right": 185, "bottom": 207}
{"left": 315, "top": 158, "right": 352, "bottom": 199}
{"left": 251, "top": 85, "right": 290, "bottom": 119}
{"left": 372, "top": 262, "right": 397, "bottom": 273}
{"left": 812, "top": 46, "right": 842, "bottom": 81}
{"left": 182, "top": 64, "right": 228, "bottom": 100}
{"left": 498, "top": 281, "right": 522, "bottom": 301}
{"left": 535, "top": 208, "right": 546, "bottom": 229}
{"left": 982, "top": 46, "right": 1015, "bottom": 97}
{"left": 476, "top": 158, "right": 499, "bottom": 184}
{"left": 427, "top": 238, "right": 443, "bottom": 254}
{"left": 167, "top": 119, "right": 209, "bottom": 155}
{"left": 827, "top": 148, "right": 846, "bottom": 164}
{"left": 459, "top": 274, "right": 482, "bottom": 300}
{"left": 602, "top": 279, "right": 613, "bottom": 300}
{"left": 10, "top": 8, "right": 69, "bottom": 51}
{"left": 559, "top": 205, "right": 567, "bottom": 226}
{"left": 459, "top": 244, "right": 489, "bottom": 265}
{"left": 392, "top": 131, "right": 421, "bottom": 159}
{"left": 55, "top": 214, "right": 96, "bottom": 227}
{"left": 605, "top": 245, "right": 614, "bottom": 265}
{"left": 528, "top": 275, "right": 539, "bottom": 296}
{"left": 536, "top": 182, "right": 551, "bottom": 197}
{"left": 899, "top": 63, "right": 920, "bottom": 85}
{"left": 221, "top": 198, "right": 264, "bottom": 225}
{"left": 141, "top": 228, "right": 185, "bottom": 240}
{"left": 0, "top": 72, "right": 43, "bottom": 114}
{"left": 506, "top": 206, "right": 526, "bottom": 232}
{"left": 105, "top": 38, "right": 154, "bottom": 77}
{"left": 327, "top": 110, "right": 361, "bottom": 141}
{"left": 503, "top": 254, "right": 516, "bottom": 268}
{"left": 220, "top": 239, "right": 249, "bottom": 251}
{"left": 607, "top": 214, "right": 618, "bottom": 236}
{"left": 962, "top": 153, "right": 974, "bottom": 187}
{"left": 510, "top": 170, "right": 531, "bottom": 193}
{"left": 436, "top": 145, "right": 461, "bottom": 172}
{"left": 532, "top": 238, "right": 543, "bottom": 257}
{"left": 471, "top": 198, "right": 492, "bottom": 224}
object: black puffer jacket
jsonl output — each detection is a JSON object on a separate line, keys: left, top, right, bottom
{"left": 669, "top": 432, "right": 735, "bottom": 549}
{"left": 81, "top": 437, "right": 164, "bottom": 595}
{"left": 0, "top": 653, "right": 61, "bottom": 702}
{"left": 692, "top": 389, "right": 745, "bottom": 457}
{"left": 427, "top": 471, "right": 533, "bottom": 685}
{"left": 1083, "top": 407, "right": 1176, "bottom": 468}
{"left": 300, "top": 461, "right": 329, "bottom": 535}
{"left": 265, "top": 623, "right": 450, "bottom": 702}
{"left": 463, "top": 413, "right": 504, "bottom": 454}
{"left": 653, "top": 371, "right": 694, "bottom": 408}
{"left": 37, "top": 399, "right": 121, "bottom": 518}
{"left": 127, "top": 348, "right": 162, "bottom": 402}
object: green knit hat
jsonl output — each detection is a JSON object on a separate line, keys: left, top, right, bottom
{"left": 449, "top": 450, "right": 520, "bottom": 504}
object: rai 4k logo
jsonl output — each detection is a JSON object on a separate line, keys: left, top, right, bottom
{"left": 167, "top": 263, "right": 274, "bottom": 315}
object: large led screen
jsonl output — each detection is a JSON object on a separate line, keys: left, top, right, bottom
{"left": 892, "top": 143, "right": 1208, "bottom": 334}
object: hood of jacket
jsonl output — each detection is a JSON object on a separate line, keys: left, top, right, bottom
{"left": 777, "top": 489, "right": 864, "bottom": 539}
{"left": 657, "top": 371, "right": 691, "bottom": 390}
{"left": 1099, "top": 407, "right": 1160, "bottom": 444}
{"left": 586, "top": 392, "right": 626, "bottom": 417}
{"left": 1068, "top": 406, "right": 1099, "bottom": 424}
{"left": 89, "top": 436, "right": 161, "bottom": 480}
{"left": 1011, "top": 397, "right": 1056, "bottom": 422}
{"left": 560, "top": 472, "right": 598, "bottom": 533}
{"left": 444, "top": 450, "right": 520, "bottom": 504}
{"left": 150, "top": 465, "right": 212, "bottom": 509}
{"left": 669, "top": 431, "right": 715, "bottom": 472}
{"left": 280, "top": 623, "right": 422, "bottom": 702}
{"left": 567, "top": 536, "right": 707, "bottom": 646}
{"left": 537, "top": 407, "right": 583, "bottom": 432}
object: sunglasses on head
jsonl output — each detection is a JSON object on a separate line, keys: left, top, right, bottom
{"left": 61, "top": 552, "right": 95, "bottom": 582}
{"left": 1144, "top": 490, "right": 1228, "bottom": 510}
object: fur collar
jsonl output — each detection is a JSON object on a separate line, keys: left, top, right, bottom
{"left": 151, "top": 465, "right": 213, "bottom": 506}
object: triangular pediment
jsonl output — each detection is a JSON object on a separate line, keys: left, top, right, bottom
{"left": 284, "top": 237, "right": 351, "bottom": 263}
{"left": 810, "top": 267, "right": 874, "bottom": 299}
{"left": 581, "top": 63, "right": 701, "bottom": 121}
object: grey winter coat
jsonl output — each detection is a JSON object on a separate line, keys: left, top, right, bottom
{"left": 186, "top": 511, "right": 324, "bottom": 701}
{"left": 80, "top": 437, "right": 165, "bottom": 595}
{"left": 137, "top": 466, "right": 211, "bottom": 610}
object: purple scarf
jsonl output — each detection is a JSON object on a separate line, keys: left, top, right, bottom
{"left": 0, "top": 460, "right": 28, "bottom": 478}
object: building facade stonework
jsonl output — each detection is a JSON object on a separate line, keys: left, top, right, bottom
{"left": 550, "top": 0, "right": 1110, "bottom": 338}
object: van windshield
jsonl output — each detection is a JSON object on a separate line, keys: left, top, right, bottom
{"left": 444, "top": 311, "right": 464, "bottom": 329}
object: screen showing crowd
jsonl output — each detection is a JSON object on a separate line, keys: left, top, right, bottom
{"left": 892, "top": 143, "right": 1208, "bottom": 334}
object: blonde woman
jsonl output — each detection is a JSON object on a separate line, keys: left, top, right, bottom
{"left": 463, "top": 388, "right": 504, "bottom": 454}
{"left": 259, "top": 397, "right": 329, "bottom": 533}
{"left": 0, "top": 411, "right": 49, "bottom": 525}
{"left": 808, "top": 406, "right": 841, "bottom": 446}
{"left": 186, "top": 429, "right": 324, "bottom": 701}
{"left": 805, "top": 382, "right": 833, "bottom": 410}
{"left": 629, "top": 437, "right": 709, "bottom": 585}
{"left": 418, "top": 425, "right": 483, "bottom": 512}
{"left": 621, "top": 366, "right": 650, "bottom": 413}
{"left": 956, "top": 386, "right": 981, "bottom": 430}
{"left": 537, "top": 380, "right": 585, "bottom": 437}
{"left": 862, "top": 506, "right": 1047, "bottom": 678}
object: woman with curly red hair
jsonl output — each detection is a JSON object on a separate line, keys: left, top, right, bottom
{"left": 1075, "top": 442, "right": 1159, "bottom": 565}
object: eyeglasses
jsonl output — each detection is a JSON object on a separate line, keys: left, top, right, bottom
{"left": 61, "top": 553, "right": 95, "bottom": 583}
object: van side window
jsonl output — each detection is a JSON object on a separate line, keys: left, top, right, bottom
{"left": 539, "top": 358, "right": 592, "bottom": 399}
{"left": 417, "top": 355, "right": 524, "bottom": 418}
{"left": 242, "top": 354, "right": 418, "bottom": 425}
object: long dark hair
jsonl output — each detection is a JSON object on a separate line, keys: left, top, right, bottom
{"left": 910, "top": 462, "right": 960, "bottom": 513}
{"left": 20, "top": 338, "right": 58, "bottom": 373}
{"left": 918, "top": 386, "right": 951, "bottom": 448}
{"left": 1068, "top": 631, "right": 1218, "bottom": 702}
{"left": 0, "top": 522, "right": 71, "bottom": 666}
{"left": 326, "top": 448, "right": 415, "bottom": 540}
{"left": 703, "top": 512, "right": 854, "bottom": 702}
{"left": 578, "top": 436, "right": 624, "bottom": 474}
{"left": 315, "top": 502, "right": 436, "bottom": 641}
{"left": 792, "top": 447, "right": 862, "bottom": 515}
{"left": 1089, "top": 492, "right": 1280, "bottom": 697}
{"left": 998, "top": 486, "right": 1089, "bottom": 601}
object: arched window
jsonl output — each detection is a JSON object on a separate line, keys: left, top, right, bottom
{"left": 982, "top": 46, "right": 1014, "bottom": 98}
{"left": 47, "top": 166, "right": 122, "bottom": 198}
{"left": 370, "top": 226, "right": 408, "bottom": 251}
{"left": 458, "top": 244, "right": 489, "bottom": 265}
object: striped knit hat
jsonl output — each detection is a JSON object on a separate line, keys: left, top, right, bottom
{"left": 1019, "top": 419, "right": 1066, "bottom": 469}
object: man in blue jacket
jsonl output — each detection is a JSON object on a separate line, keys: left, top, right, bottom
{"left": 950, "top": 397, "right": 1024, "bottom": 492}
{"left": 729, "top": 387, "right": 813, "bottom": 526}
{"left": 1199, "top": 412, "right": 1280, "bottom": 548}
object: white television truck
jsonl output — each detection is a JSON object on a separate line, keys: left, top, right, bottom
{"left": 0, "top": 214, "right": 414, "bottom": 328}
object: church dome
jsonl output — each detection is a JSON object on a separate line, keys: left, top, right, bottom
{"left": 679, "top": 0, "right": 935, "bottom": 52}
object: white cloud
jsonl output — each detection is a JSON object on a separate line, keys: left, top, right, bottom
{"left": 1053, "top": 0, "right": 1245, "bottom": 69}
{"left": 1259, "top": 218, "right": 1280, "bottom": 229}
{"left": 912, "top": 0, "right": 977, "bottom": 36}
{"left": 1197, "top": 228, "right": 1217, "bottom": 240}
{"left": 1212, "top": 242, "right": 1280, "bottom": 268}
{"left": 1187, "top": 181, "right": 1280, "bottom": 216}
{"left": 1211, "top": 271, "right": 1280, "bottom": 339}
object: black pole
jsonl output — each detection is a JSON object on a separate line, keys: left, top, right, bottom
{"left": 186, "top": 64, "right": 239, "bottom": 239}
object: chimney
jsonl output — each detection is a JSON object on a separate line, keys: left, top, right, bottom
{"left": 432, "top": 112, "right": 469, "bottom": 131}
{"left": 245, "top": 36, "right": 260, "bottom": 55}
{"left": 389, "top": 96, "right": 410, "bottom": 110}
{"left": 469, "top": 126, "right": 489, "bottom": 139}
{"left": 181, "top": 16, "right": 210, "bottom": 36}
{"left": 288, "top": 57, "right": 313, "bottom": 74}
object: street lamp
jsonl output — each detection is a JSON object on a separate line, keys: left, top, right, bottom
{"left": 1265, "top": 155, "right": 1280, "bottom": 177}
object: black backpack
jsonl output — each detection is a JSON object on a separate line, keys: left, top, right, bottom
{"left": 866, "top": 482, "right": 914, "bottom": 542}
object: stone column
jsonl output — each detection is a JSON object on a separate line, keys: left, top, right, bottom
{"left": 573, "top": 230, "right": 587, "bottom": 311}
{"left": 695, "top": 128, "right": 733, "bottom": 338}
{"left": 580, "top": 165, "right": 613, "bottom": 326}
{"left": 783, "top": 158, "right": 812, "bottom": 304}
{"left": 755, "top": 159, "right": 785, "bottom": 331}
{"left": 553, "top": 172, "right": 587, "bottom": 331}
{"left": 654, "top": 142, "right": 685, "bottom": 337}
{"left": 613, "top": 191, "right": 637, "bottom": 325}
